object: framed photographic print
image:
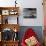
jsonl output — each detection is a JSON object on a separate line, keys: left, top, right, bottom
{"left": 23, "top": 8, "right": 37, "bottom": 18}
{"left": 2, "top": 10, "right": 9, "bottom": 15}
{"left": 9, "top": 10, "right": 18, "bottom": 15}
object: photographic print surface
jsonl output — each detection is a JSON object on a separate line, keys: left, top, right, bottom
{"left": 23, "top": 8, "right": 37, "bottom": 18}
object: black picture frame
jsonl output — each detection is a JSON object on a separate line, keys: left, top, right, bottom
{"left": 23, "top": 8, "right": 37, "bottom": 18}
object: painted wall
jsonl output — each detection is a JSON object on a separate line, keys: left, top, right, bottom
{"left": 18, "top": 0, "right": 43, "bottom": 26}
{"left": 0, "top": 0, "right": 15, "bottom": 7}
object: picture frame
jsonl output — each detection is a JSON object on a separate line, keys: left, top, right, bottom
{"left": 2, "top": 10, "right": 9, "bottom": 15}
{"left": 9, "top": 10, "right": 18, "bottom": 15}
{"left": 23, "top": 8, "right": 37, "bottom": 18}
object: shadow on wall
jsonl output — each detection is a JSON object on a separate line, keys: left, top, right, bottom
{"left": 18, "top": 26, "right": 43, "bottom": 44}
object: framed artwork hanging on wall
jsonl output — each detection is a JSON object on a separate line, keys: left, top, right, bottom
{"left": 23, "top": 8, "right": 37, "bottom": 19}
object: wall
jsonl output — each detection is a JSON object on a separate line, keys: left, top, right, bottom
{"left": 18, "top": 0, "right": 44, "bottom": 26}
{"left": 0, "top": 0, "right": 15, "bottom": 7}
